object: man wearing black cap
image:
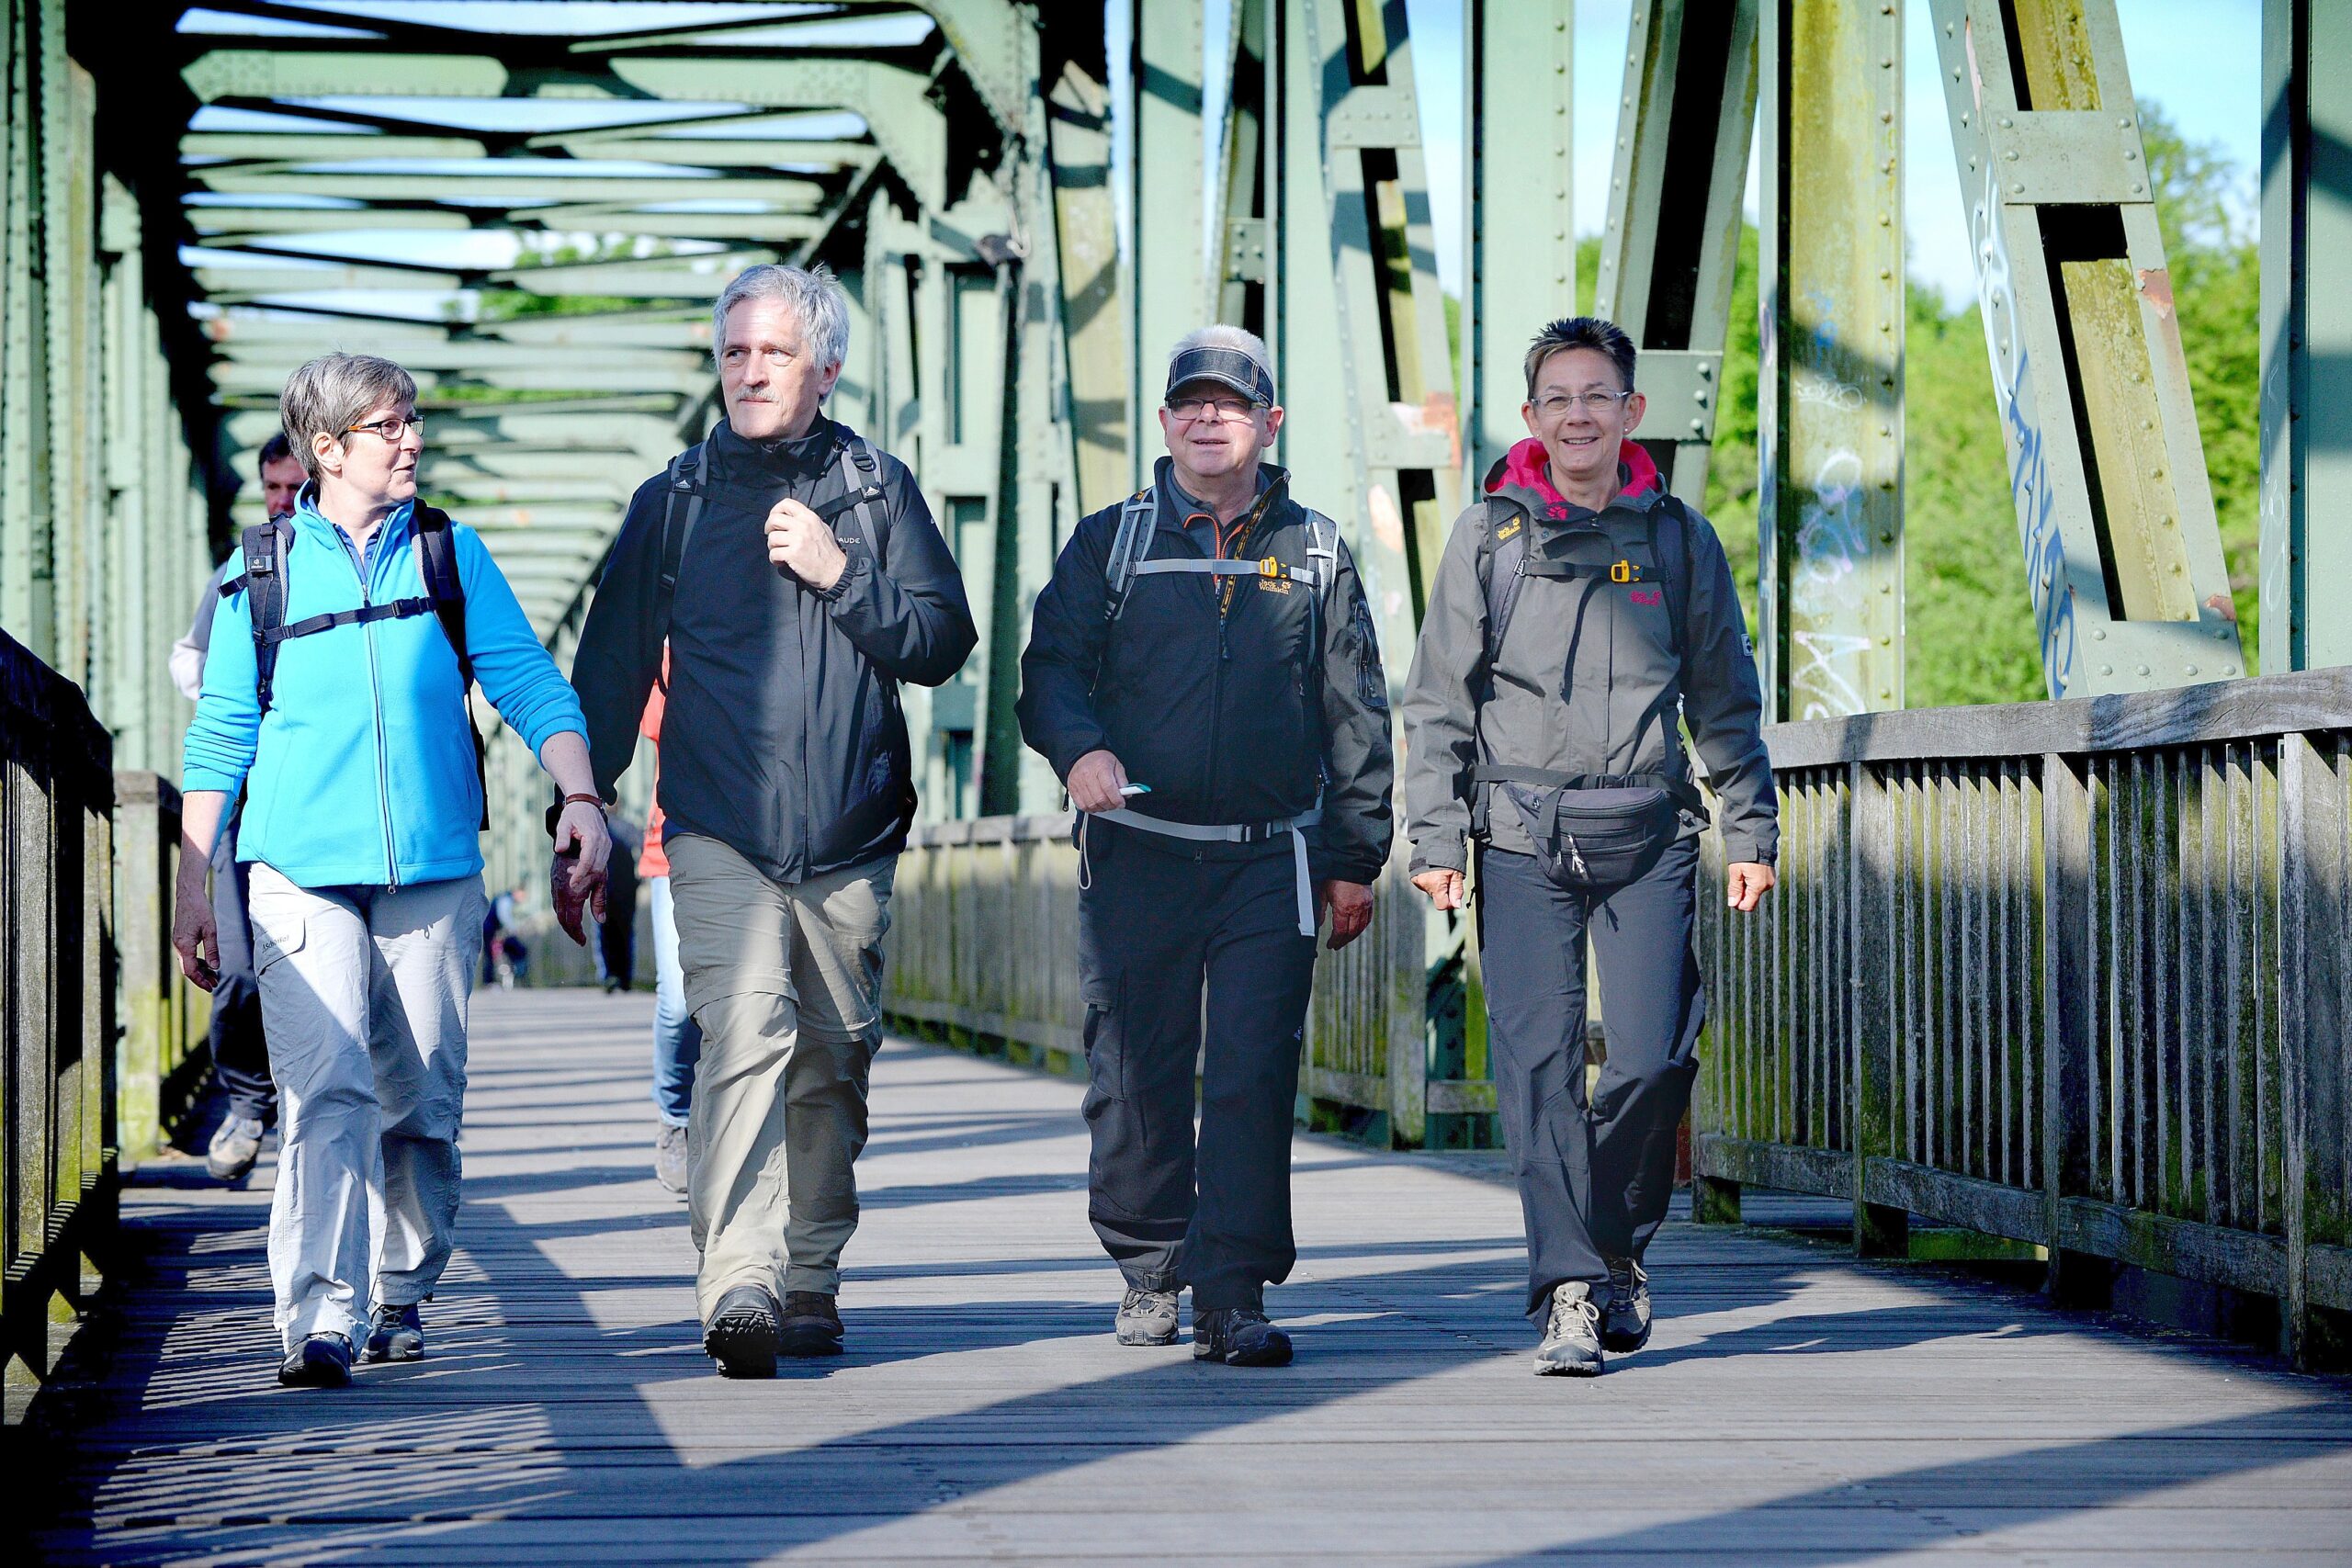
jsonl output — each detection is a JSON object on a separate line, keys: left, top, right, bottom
{"left": 1018, "top": 325, "right": 1395, "bottom": 1367}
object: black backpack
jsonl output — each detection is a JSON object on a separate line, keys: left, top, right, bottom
{"left": 230, "top": 505, "right": 484, "bottom": 827}
{"left": 647, "top": 430, "right": 893, "bottom": 658}
{"left": 1475, "top": 490, "right": 1694, "bottom": 671}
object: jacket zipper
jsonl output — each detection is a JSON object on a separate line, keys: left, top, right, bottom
{"left": 342, "top": 523, "right": 401, "bottom": 888}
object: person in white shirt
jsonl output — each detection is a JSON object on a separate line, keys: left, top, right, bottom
{"left": 171, "top": 433, "right": 306, "bottom": 1183}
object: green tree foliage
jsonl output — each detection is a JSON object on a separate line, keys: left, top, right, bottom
{"left": 473, "top": 233, "right": 684, "bottom": 323}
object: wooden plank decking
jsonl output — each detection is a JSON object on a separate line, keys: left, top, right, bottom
{"left": 28, "top": 988, "right": 2352, "bottom": 1565}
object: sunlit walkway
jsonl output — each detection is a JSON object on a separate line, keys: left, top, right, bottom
{"left": 32, "top": 989, "right": 2352, "bottom": 1565}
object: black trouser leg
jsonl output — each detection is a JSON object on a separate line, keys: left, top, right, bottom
{"left": 1476, "top": 846, "right": 1601, "bottom": 1325}
{"left": 208, "top": 824, "right": 276, "bottom": 1125}
{"left": 1079, "top": 835, "right": 1206, "bottom": 1292}
{"left": 1586, "top": 836, "right": 1704, "bottom": 1267}
{"left": 1188, "top": 861, "right": 1317, "bottom": 1312}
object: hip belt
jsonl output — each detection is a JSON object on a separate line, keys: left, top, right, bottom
{"left": 1080, "top": 805, "right": 1325, "bottom": 937}
{"left": 1470, "top": 764, "right": 1707, "bottom": 821}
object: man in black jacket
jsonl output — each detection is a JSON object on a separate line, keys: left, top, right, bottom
{"left": 1018, "top": 325, "right": 1395, "bottom": 1367}
{"left": 568, "top": 264, "right": 977, "bottom": 1377}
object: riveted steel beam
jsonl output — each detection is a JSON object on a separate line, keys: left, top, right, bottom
{"left": 1282, "top": 0, "right": 1459, "bottom": 630}
{"left": 210, "top": 336, "right": 709, "bottom": 375}
{"left": 183, "top": 132, "right": 493, "bottom": 162}
{"left": 1758, "top": 0, "right": 1905, "bottom": 722}
{"left": 2261, "top": 0, "right": 2352, "bottom": 672}
{"left": 1461, "top": 0, "right": 1576, "bottom": 486}
{"left": 187, "top": 170, "right": 833, "bottom": 209}
{"left": 1046, "top": 46, "right": 1125, "bottom": 515}
{"left": 1594, "top": 0, "right": 1758, "bottom": 503}
{"left": 1212, "top": 0, "right": 1270, "bottom": 335}
{"left": 181, "top": 51, "right": 949, "bottom": 209}
{"left": 187, "top": 204, "right": 481, "bottom": 238}
{"left": 1128, "top": 0, "right": 1206, "bottom": 487}
{"left": 1928, "top": 0, "right": 2244, "bottom": 696}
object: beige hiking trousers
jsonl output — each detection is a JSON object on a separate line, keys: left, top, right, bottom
{"left": 663, "top": 833, "right": 894, "bottom": 1317}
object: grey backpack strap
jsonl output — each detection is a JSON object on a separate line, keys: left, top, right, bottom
{"left": 1102, "top": 488, "right": 1158, "bottom": 623}
{"left": 1657, "top": 493, "right": 1694, "bottom": 661}
{"left": 241, "top": 521, "right": 293, "bottom": 715}
{"left": 1476, "top": 497, "right": 1536, "bottom": 670}
{"left": 833, "top": 435, "right": 892, "bottom": 564}
{"left": 652, "top": 440, "right": 708, "bottom": 656}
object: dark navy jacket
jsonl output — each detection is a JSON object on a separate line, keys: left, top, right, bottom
{"left": 571, "top": 417, "right": 977, "bottom": 885}
{"left": 1016, "top": 457, "right": 1395, "bottom": 886}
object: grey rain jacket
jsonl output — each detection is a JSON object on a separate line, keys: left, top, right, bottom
{"left": 1399, "top": 436, "right": 1776, "bottom": 875}
{"left": 571, "top": 416, "right": 978, "bottom": 885}
{"left": 1016, "top": 457, "right": 1395, "bottom": 885}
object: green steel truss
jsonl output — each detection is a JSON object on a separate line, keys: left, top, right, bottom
{"left": 3, "top": 0, "right": 2329, "bottom": 909}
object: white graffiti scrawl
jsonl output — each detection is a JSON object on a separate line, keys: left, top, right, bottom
{"left": 1971, "top": 158, "right": 2079, "bottom": 697}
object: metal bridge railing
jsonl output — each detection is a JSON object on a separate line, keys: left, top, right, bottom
{"left": 883, "top": 815, "right": 1432, "bottom": 1145}
{"left": 2, "top": 629, "right": 201, "bottom": 1416}
{"left": 1695, "top": 668, "right": 2351, "bottom": 1367}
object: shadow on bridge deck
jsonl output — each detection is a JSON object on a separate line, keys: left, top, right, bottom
{"left": 28, "top": 989, "right": 2352, "bottom": 1565}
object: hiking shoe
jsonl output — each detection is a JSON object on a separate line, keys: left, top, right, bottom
{"left": 363, "top": 1302, "right": 424, "bottom": 1362}
{"left": 277, "top": 1333, "right": 353, "bottom": 1389}
{"left": 1534, "top": 1281, "right": 1605, "bottom": 1376}
{"left": 778, "top": 1291, "right": 844, "bottom": 1358}
{"left": 207, "top": 1115, "right": 266, "bottom": 1182}
{"left": 653, "top": 1124, "right": 690, "bottom": 1196}
{"left": 1601, "top": 1257, "right": 1653, "bottom": 1353}
{"left": 1193, "top": 1306, "right": 1293, "bottom": 1367}
{"left": 1115, "top": 1288, "right": 1180, "bottom": 1347}
{"left": 703, "top": 1286, "right": 780, "bottom": 1378}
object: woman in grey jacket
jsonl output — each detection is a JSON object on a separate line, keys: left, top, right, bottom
{"left": 1400, "top": 317, "right": 1778, "bottom": 1378}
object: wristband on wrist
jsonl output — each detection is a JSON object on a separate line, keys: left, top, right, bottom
{"left": 546, "top": 793, "right": 606, "bottom": 842}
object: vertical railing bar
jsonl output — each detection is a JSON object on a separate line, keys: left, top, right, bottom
{"left": 2224, "top": 739, "right": 2246, "bottom": 1229}
{"left": 1997, "top": 759, "right": 2015, "bottom": 1189}
{"left": 1901, "top": 761, "right": 1917, "bottom": 1163}
{"left": 2199, "top": 744, "right": 2219, "bottom": 1227}
{"left": 2117, "top": 751, "right": 2135, "bottom": 1213}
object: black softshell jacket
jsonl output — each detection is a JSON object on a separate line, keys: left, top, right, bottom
{"left": 571, "top": 417, "right": 977, "bottom": 885}
{"left": 1016, "top": 458, "right": 1395, "bottom": 886}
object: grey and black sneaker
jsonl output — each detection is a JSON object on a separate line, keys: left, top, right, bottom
{"left": 1115, "top": 1288, "right": 1180, "bottom": 1346}
{"left": 778, "top": 1291, "right": 844, "bottom": 1358}
{"left": 363, "top": 1302, "right": 424, "bottom": 1362}
{"left": 277, "top": 1332, "right": 353, "bottom": 1389}
{"left": 1534, "top": 1281, "right": 1605, "bottom": 1376}
{"left": 704, "top": 1286, "right": 781, "bottom": 1378}
{"left": 653, "top": 1124, "right": 690, "bottom": 1196}
{"left": 207, "top": 1115, "right": 266, "bottom": 1182}
{"left": 1193, "top": 1306, "right": 1293, "bottom": 1367}
{"left": 1600, "top": 1257, "right": 1652, "bottom": 1352}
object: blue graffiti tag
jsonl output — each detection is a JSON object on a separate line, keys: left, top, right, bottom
{"left": 1972, "top": 164, "right": 2077, "bottom": 697}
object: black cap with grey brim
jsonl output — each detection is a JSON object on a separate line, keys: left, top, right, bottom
{"left": 1165, "top": 343, "right": 1274, "bottom": 407}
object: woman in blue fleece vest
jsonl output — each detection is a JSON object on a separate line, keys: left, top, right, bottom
{"left": 174, "top": 352, "right": 611, "bottom": 1389}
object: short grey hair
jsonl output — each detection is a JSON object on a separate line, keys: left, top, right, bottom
{"left": 1169, "top": 323, "right": 1272, "bottom": 379}
{"left": 712, "top": 262, "right": 851, "bottom": 370}
{"left": 278, "top": 352, "right": 417, "bottom": 481}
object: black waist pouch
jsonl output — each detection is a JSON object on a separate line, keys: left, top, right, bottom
{"left": 1500, "top": 784, "right": 1682, "bottom": 892}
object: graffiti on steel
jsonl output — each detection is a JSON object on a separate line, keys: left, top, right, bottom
{"left": 1970, "top": 161, "right": 2079, "bottom": 697}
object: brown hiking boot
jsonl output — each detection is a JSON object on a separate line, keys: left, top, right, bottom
{"left": 778, "top": 1291, "right": 843, "bottom": 1357}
